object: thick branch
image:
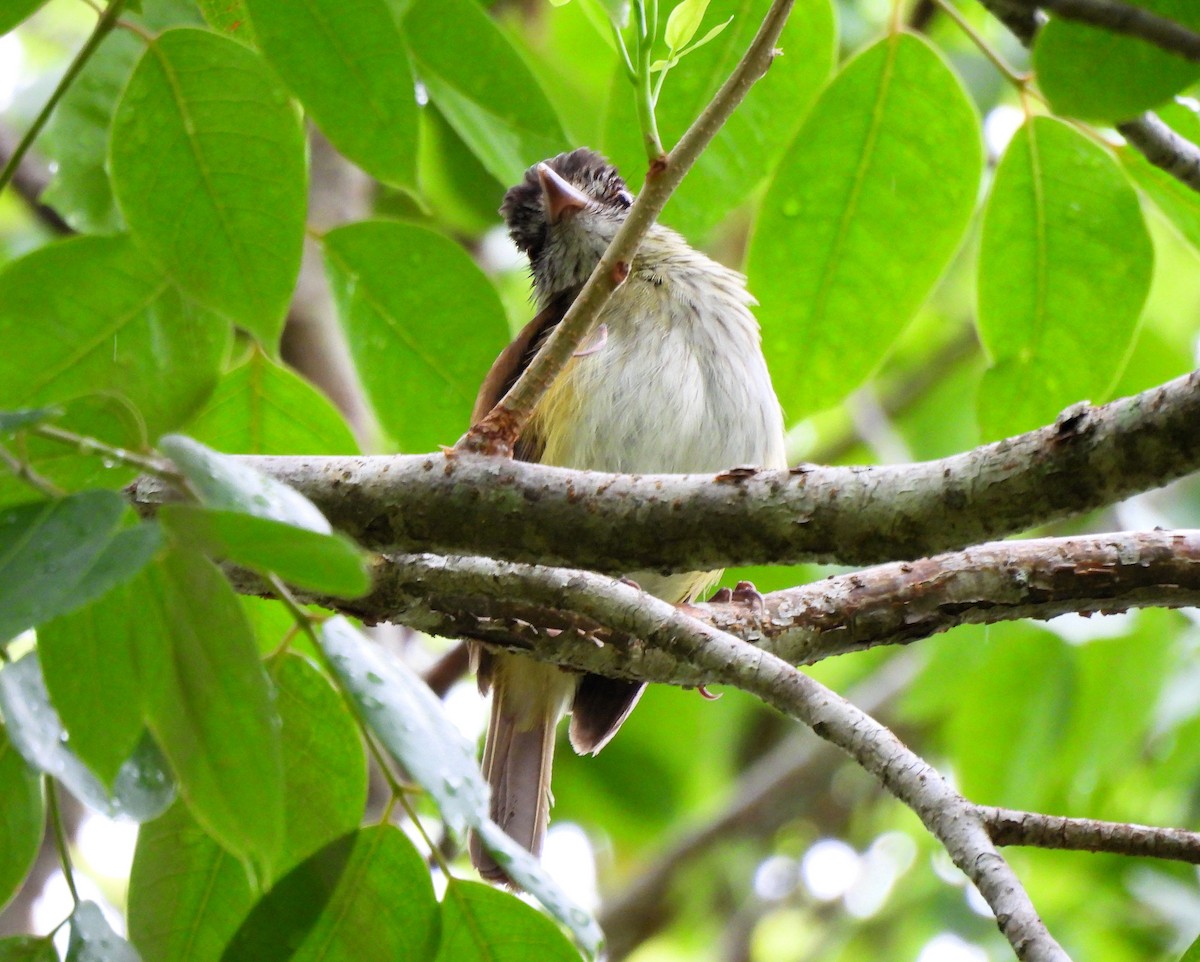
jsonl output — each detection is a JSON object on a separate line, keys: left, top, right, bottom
{"left": 461, "top": 0, "right": 795, "bottom": 453}
{"left": 983, "top": 808, "right": 1200, "bottom": 863}
{"left": 1007, "top": 0, "right": 1200, "bottom": 61}
{"left": 138, "top": 371, "right": 1200, "bottom": 573}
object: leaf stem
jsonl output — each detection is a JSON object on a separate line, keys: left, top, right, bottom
{"left": 934, "top": 0, "right": 1029, "bottom": 87}
{"left": 32, "top": 424, "right": 183, "bottom": 481}
{"left": 634, "top": 0, "right": 667, "bottom": 162}
{"left": 0, "top": 0, "right": 129, "bottom": 196}
{"left": 0, "top": 441, "right": 64, "bottom": 497}
{"left": 46, "top": 778, "right": 81, "bottom": 908}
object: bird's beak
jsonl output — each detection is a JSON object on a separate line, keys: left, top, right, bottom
{"left": 537, "top": 163, "right": 589, "bottom": 224}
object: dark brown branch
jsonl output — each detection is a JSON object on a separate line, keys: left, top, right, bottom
{"left": 1008, "top": 0, "right": 1200, "bottom": 62}
{"left": 143, "top": 371, "right": 1200, "bottom": 575}
{"left": 0, "top": 126, "right": 71, "bottom": 235}
{"left": 983, "top": 807, "right": 1200, "bottom": 863}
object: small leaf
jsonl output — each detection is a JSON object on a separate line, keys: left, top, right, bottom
{"left": 749, "top": 33, "right": 982, "bottom": 419}
{"left": 319, "top": 618, "right": 603, "bottom": 956}
{"left": 0, "top": 407, "right": 62, "bottom": 434}
{"left": 67, "top": 901, "right": 141, "bottom": 962}
{"left": 159, "top": 435, "right": 332, "bottom": 534}
{"left": 0, "top": 654, "right": 175, "bottom": 822}
{"left": 0, "top": 492, "right": 159, "bottom": 644}
{"left": 110, "top": 28, "right": 307, "bottom": 346}
{"left": 0, "top": 726, "right": 43, "bottom": 912}
{"left": 221, "top": 827, "right": 439, "bottom": 962}
{"left": 160, "top": 504, "right": 369, "bottom": 597}
{"left": 246, "top": 0, "right": 418, "bottom": 191}
{"left": 679, "top": 15, "right": 731, "bottom": 55}
{"left": 664, "top": 0, "right": 709, "bottom": 52}
{"left": 323, "top": 221, "right": 509, "bottom": 452}
{"left": 976, "top": 117, "right": 1152, "bottom": 439}
{"left": 436, "top": 880, "right": 582, "bottom": 962}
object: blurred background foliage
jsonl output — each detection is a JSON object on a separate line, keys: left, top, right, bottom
{"left": 2, "top": 0, "right": 1200, "bottom": 959}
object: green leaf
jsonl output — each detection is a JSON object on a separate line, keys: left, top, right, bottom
{"left": 403, "top": 0, "right": 570, "bottom": 184}
{"left": 318, "top": 618, "right": 603, "bottom": 956}
{"left": 604, "top": 0, "right": 835, "bottom": 239}
{"left": 437, "top": 880, "right": 582, "bottom": 962}
{"left": 0, "top": 235, "right": 229, "bottom": 438}
{"left": 664, "top": 0, "right": 709, "bottom": 52}
{"left": 416, "top": 104, "right": 506, "bottom": 236}
{"left": 323, "top": 220, "right": 509, "bottom": 452}
{"left": 185, "top": 349, "right": 359, "bottom": 456}
{"left": 0, "top": 492, "right": 160, "bottom": 645}
{"left": 40, "top": 31, "right": 142, "bottom": 234}
{"left": 1034, "top": 0, "right": 1200, "bottom": 122}
{"left": 0, "top": 408, "right": 62, "bottom": 434}
{"left": 160, "top": 504, "right": 369, "bottom": 597}
{"left": 976, "top": 117, "right": 1152, "bottom": 440}
{"left": 141, "top": 548, "right": 283, "bottom": 876}
{"left": 110, "top": 28, "right": 307, "bottom": 346}
{"left": 159, "top": 435, "right": 332, "bottom": 533}
{"left": 0, "top": 937, "right": 58, "bottom": 962}
{"left": 0, "top": 654, "right": 175, "bottom": 821}
{"left": 196, "top": 0, "right": 256, "bottom": 43}
{"left": 1181, "top": 931, "right": 1200, "bottom": 961}
{"left": 0, "top": 0, "right": 47, "bottom": 34}
{"left": 221, "top": 827, "right": 439, "bottom": 962}
{"left": 38, "top": 525, "right": 166, "bottom": 786}
{"left": 748, "top": 33, "right": 982, "bottom": 420}
{"left": 0, "top": 726, "right": 43, "bottom": 912}
{"left": 129, "top": 654, "right": 367, "bottom": 962}
{"left": 246, "top": 0, "right": 418, "bottom": 191}
{"left": 67, "top": 901, "right": 141, "bottom": 962}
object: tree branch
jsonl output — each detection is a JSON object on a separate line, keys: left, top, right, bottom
{"left": 136, "top": 371, "right": 1200, "bottom": 573}
{"left": 1006, "top": 0, "right": 1200, "bottom": 62}
{"left": 983, "top": 807, "right": 1200, "bottom": 863}
{"left": 460, "top": 0, "right": 795, "bottom": 454}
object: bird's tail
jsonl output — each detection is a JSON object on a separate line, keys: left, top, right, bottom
{"left": 470, "top": 655, "right": 574, "bottom": 883}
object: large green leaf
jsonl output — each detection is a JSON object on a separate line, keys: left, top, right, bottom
{"left": 0, "top": 726, "right": 42, "bottom": 912}
{"left": 0, "top": 492, "right": 161, "bottom": 645}
{"left": 221, "top": 827, "right": 439, "bottom": 962}
{"left": 110, "top": 28, "right": 307, "bottom": 346}
{"left": 603, "top": 0, "right": 836, "bottom": 238}
{"left": 184, "top": 349, "right": 358, "bottom": 455}
{"left": 0, "top": 654, "right": 175, "bottom": 821}
{"left": 38, "top": 526, "right": 166, "bottom": 786}
{"left": 436, "top": 880, "right": 581, "bottom": 962}
{"left": 67, "top": 902, "right": 141, "bottom": 962}
{"left": 319, "top": 618, "right": 603, "bottom": 956}
{"left": 976, "top": 116, "right": 1152, "bottom": 440}
{"left": 129, "top": 654, "right": 367, "bottom": 962}
{"left": 402, "top": 0, "right": 569, "bottom": 184}
{"left": 1034, "top": 0, "right": 1200, "bottom": 122}
{"left": 748, "top": 33, "right": 982, "bottom": 421}
{"left": 0, "top": 235, "right": 228, "bottom": 438}
{"left": 140, "top": 549, "right": 283, "bottom": 876}
{"left": 161, "top": 504, "right": 369, "bottom": 597}
{"left": 323, "top": 220, "right": 509, "bottom": 451}
{"left": 246, "top": 0, "right": 418, "bottom": 191}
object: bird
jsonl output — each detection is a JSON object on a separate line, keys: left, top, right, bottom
{"left": 468, "top": 147, "right": 787, "bottom": 882}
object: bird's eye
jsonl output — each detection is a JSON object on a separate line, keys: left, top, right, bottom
{"left": 616, "top": 189, "right": 634, "bottom": 208}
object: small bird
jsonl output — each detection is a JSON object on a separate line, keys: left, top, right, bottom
{"left": 469, "top": 148, "right": 787, "bottom": 882}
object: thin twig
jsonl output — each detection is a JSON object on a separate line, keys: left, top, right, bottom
{"left": 0, "top": 441, "right": 64, "bottom": 497}
{"left": 0, "top": 0, "right": 129, "bottom": 196}
{"left": 459, "top": 0, "right": 795, "bottom": 455}
{"left": 45, "top": 779, "right": 80, "bottom": 908}
{"left": 983, "top": 807, "right": 1200, "bottom": 863}
{"left": 935, "top": 0, "right": 1030, "bottom": 85}
{"left": 33, "top": 424, "right": 181, "bottom": 482}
